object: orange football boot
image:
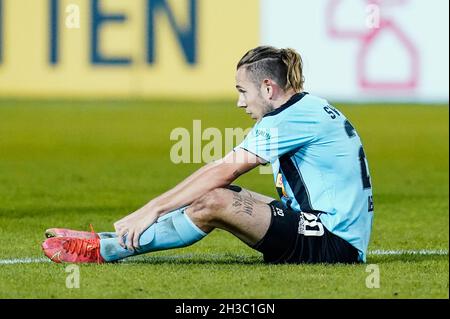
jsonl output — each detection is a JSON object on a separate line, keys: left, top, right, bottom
{"left": 45, "top": 224, "right": 99, "bottom": 239}
{"left": 42, "top": 237, "right": 105, "bottom": 264}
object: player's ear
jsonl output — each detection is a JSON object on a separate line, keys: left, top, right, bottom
{"left": 262, "top": 79, "right": 274, "bottom": 99}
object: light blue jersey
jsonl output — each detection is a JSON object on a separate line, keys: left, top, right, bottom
{"left": 236, "top": 92, "right": 374, "bottom": 262}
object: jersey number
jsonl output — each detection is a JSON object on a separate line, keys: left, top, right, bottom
{"left": 358, "top": 146, "right": 372, "bottom": 189}
{"left": 345, "top": 120, "right": 372, "bottom": 189}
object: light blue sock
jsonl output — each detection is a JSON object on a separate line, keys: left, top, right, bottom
{"left": 98, "top": 232, "right": 117, "bottom": 239}
{"left": 99, "top": 207, "right": 207, "bottom": 262}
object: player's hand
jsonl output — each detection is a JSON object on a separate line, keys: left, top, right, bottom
{"left": 113, "top": 206, "right": 158, "bottom": 251}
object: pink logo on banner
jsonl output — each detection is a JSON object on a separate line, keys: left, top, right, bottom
{"left": 326, "top": 0, "right": 419, "bottom": 91}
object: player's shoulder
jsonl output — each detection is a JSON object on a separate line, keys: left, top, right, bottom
{"left": 260, "top": 92, "right": 330, "bottom": 127}
{"left": 302, "top": 92, "right": 329, "bottom": 105}
{"left": 298, "top": 92, "right": 332, "bottom": 111}
{"left": 294, "top": 93, "right": 347, "bottom": 124}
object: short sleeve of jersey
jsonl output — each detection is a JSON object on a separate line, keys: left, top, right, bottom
{"left": 235, "top": 109, "right": 317, "bottom": 163}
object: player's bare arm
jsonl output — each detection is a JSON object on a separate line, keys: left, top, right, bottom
{"left": 114, "top": 148, "right": 265, "bottom": 250}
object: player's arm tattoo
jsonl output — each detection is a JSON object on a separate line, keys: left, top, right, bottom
{"left": 232, "top": 192, "right": 256, "bottom": 216}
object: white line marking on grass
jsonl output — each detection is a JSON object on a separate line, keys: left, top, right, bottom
{"left": 0, "top": 258, "right": 50, "bottom": 265}
{"left": 0, "top": 249, "right": 447, "bottom": 265}
{"left": 368, "top": 249, "right": 448, "bottom": 256}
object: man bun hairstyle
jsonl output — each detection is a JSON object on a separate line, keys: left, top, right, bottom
{"left": 237, "top": 46, "right": 304, "bottom": 93}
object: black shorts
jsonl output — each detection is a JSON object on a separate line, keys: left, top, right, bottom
{"left": 252, "top": 201, "right": 360, "bottom": 264}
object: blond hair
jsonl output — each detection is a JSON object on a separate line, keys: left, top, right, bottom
{"left": 237, "top": 46, "right": 304, "bottom": 92}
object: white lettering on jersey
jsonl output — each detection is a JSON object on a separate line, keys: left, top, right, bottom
{"left": 298, "top": 212, "right": 325, "bottom": 236}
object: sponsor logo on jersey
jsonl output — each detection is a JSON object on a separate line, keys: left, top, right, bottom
{"left": 276, "top": 173, "right": 288, "bottom": 198}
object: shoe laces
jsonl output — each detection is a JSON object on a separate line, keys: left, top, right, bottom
{"left": 63, "top": 237, "right": 101, "bottom": 263}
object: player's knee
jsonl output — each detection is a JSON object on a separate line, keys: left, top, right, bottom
{"left": 203, "top": 188, "right": 230, "bottom": 210}
{"left": 189, "top": 188, "right": 230, "bottom": 223}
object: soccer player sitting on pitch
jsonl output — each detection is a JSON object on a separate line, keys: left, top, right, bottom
{"left": 42, "top": 46, "right": 374, "bottom": 264}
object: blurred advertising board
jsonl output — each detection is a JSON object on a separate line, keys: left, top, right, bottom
{"left": 1, "top": 0, "right": 448, "bottom": 102}
{"left": 0, "top": 0, "right": 259, "bottom": 98}
{"left": 261, "top": 0, "right": 449, "bottom": 103}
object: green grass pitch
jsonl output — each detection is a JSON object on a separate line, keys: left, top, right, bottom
{"left": 0, "top": 99, "right": 448, "bottom": 298}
